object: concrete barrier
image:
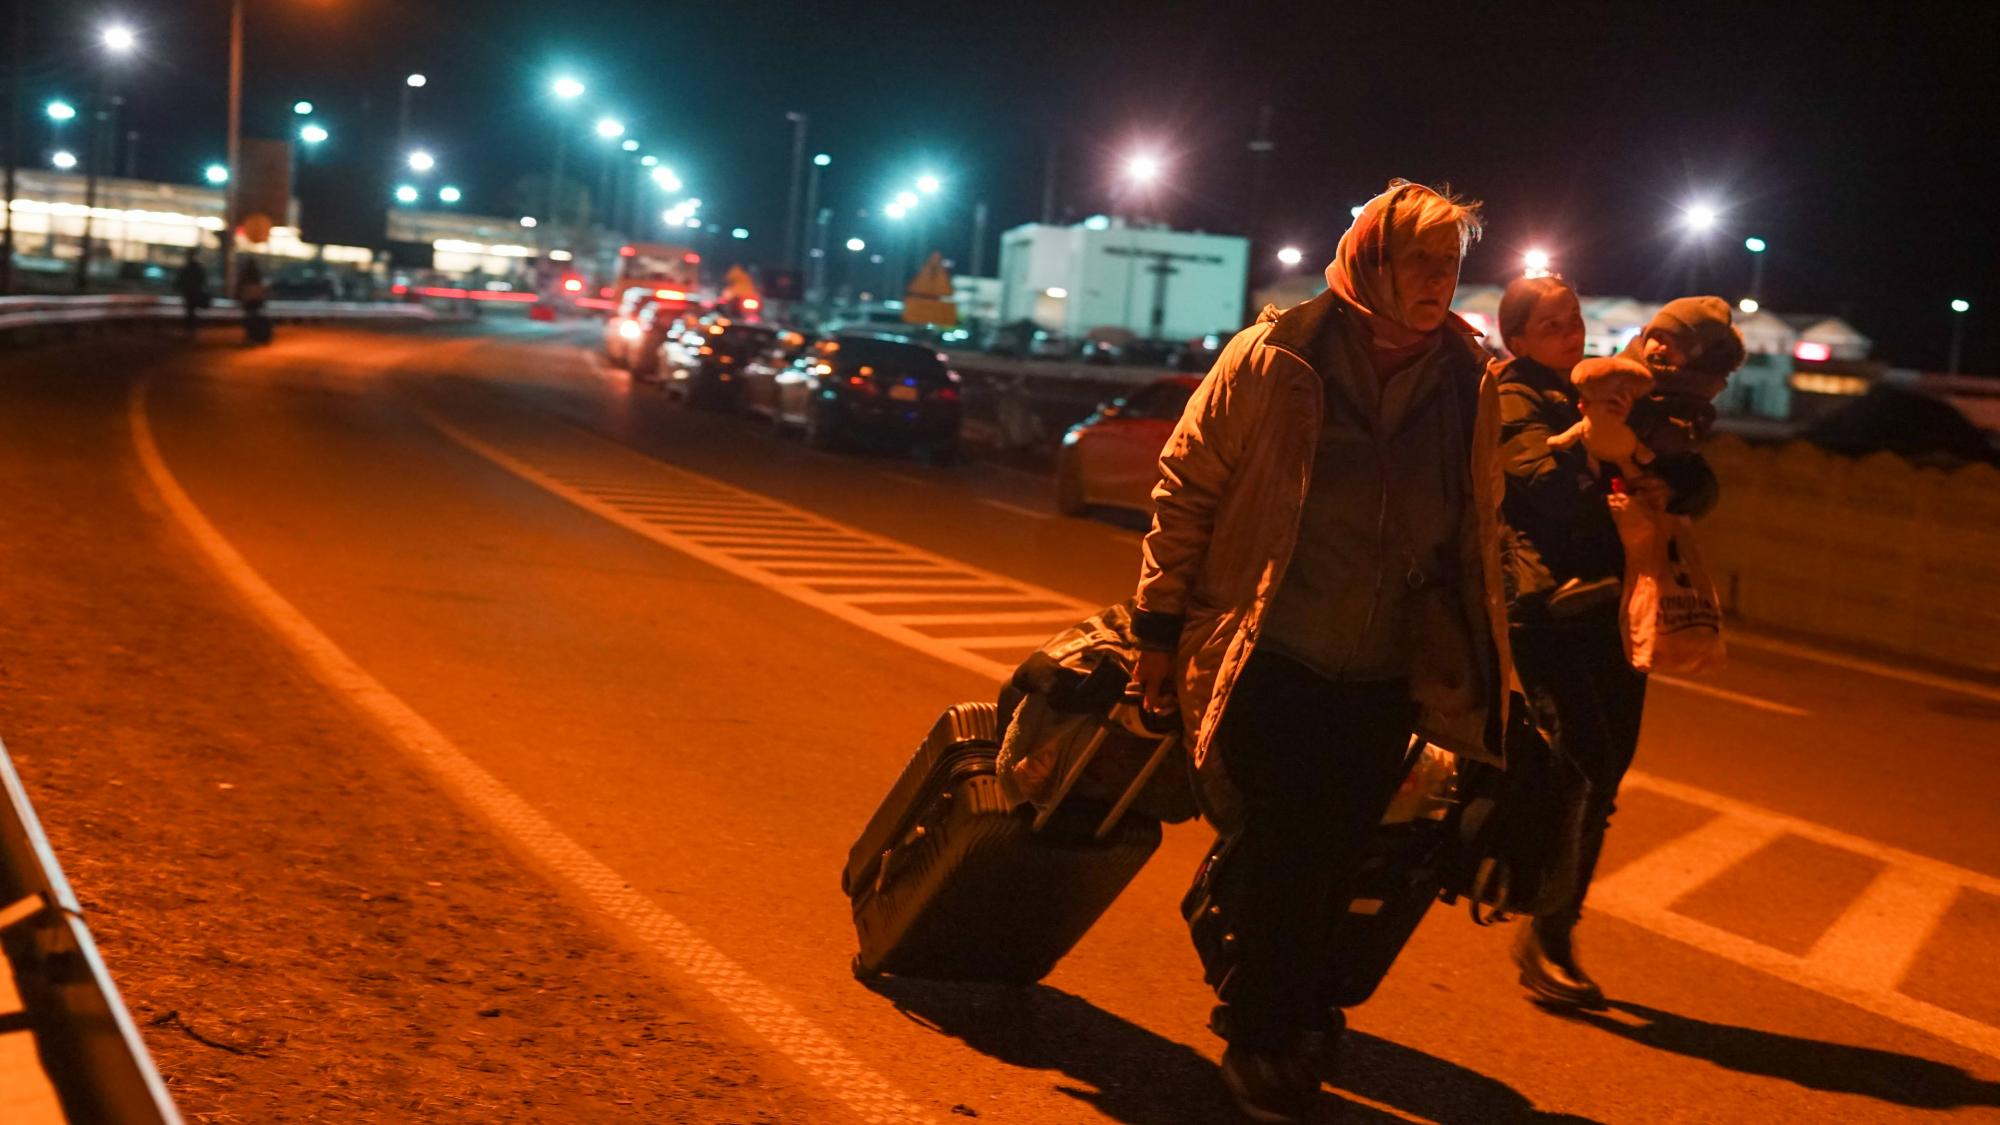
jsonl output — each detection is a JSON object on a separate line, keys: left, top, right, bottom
{"left": 1700, "top": 435, "right": 2000, "bottom": 674}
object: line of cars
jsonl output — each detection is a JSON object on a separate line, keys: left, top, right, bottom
{"left": 599, "top": 286, "right": 966, "bottom": 464}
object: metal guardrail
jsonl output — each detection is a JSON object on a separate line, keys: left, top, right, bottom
{"left": 0, "top": 736, "right": 181, "bottom": 1124}
{"left": 0, "top": 294, "right": 438, "bottom": 334}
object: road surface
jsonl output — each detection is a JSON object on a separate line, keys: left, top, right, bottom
{"left": 5, "top": 320, "right": 1999, "bottom": 1123}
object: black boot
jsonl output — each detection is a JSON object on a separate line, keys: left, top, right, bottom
{"left": 1513, "top": 917, "right": 1606, "bottom": 1009}
{"left": 1219, "top": 1043, "right": 1310, "bottom": 1124}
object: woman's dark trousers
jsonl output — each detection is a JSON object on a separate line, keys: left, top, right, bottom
{"left": 1205, "top": 649, "right": 1417, "bottom": 1050}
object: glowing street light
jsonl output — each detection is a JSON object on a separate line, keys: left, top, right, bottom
{"left": 406, "top": 73, "right": 427, "bottom": 89}
{"left": 884, "top": 201, "right": 908, "bottom": 220}
{"left": 1276, "top": 246, "right": 1303, "bottom": 267}
{"left": 1682, "top": 202, "right": 1719, "bottom": 233}
{"left": 46, "top": 100, "right": 77, "bottom": 122}
{"left": 916, "top": 172, "right": 941, "bottom": 194}
{"left": 595, "top": 117, "right": 624, "bottom": 139}
{"left": 203, "top": 163, "right": 228, "bottom": 185}
{"left": 814, "top": 153, "right": 832, "bottom": 168}
{"left": 1523, "top": 248, "right": 1552, "bottom": 278}
{"left": 393, "top": 184, "right": 418, "bottom": 204}
{"left": 621, "top": 138, "right": 639, "bottom": 153}
{"left": 651, "top": 166, "right": 683, "bottom": 192}
{"left": 1125, "top": 152, "right": 1163, "bottom": 185}
{"left": 100, "top": 24, "right": 137, "bottom": 54}
{"left": 731, "top": 227, "right": 749, "bottom": 240}
{"left": 519, "top": 216, "right": 538, "bottom": 228}
{"left": 407, "top": 149, "right": 436, "bottom": 173}
{"left": 52, "top": 150, "right": 78, "bottom": 170}
{"left": 894, "top": 190, "right": 919, "bottom": 209}
{"left": 641, "top": 155, "right": 659, "bottom": 168}
{"left": 293, "top": 100, "right": 314, "bottom": 116}
{"left": 552, "top": 76, "right": 585, "bottom": 100}
{"left": 846, "top": 237, "right": 866, "bottom": 252}
{"left": 1744, "top": 236, "right": 1767, "bottom": 254}
{"left": 299, "top": 123, "right": 329, "bottom": 145}
{"left": 1738, "top": 297, "right": 1760, "bottom": 314}
{"left": 1948, "top": 299, "right": 1971, "bottom": 374}
{"left": 1745, "top": 235, "right": 1769, "bottom": 302}
{"left": 438, "top": 185, "right": 462, "bottom": 204}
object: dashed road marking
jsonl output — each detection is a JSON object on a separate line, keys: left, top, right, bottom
{"left": 132, "top": 381, "right": 939, "bottom": 1125}
{"left": 1730, "top": 632, "right": 2000, "bottom": 706}
{"left": 976, "top": 497, "right": 1056, "bottom": 520}
{"left": 1803, "top": 866, "right": 1961, "bottom": 994}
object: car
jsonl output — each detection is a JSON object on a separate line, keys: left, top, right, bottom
{"left": 628, "top": 303, "right": 699, "bottom": 379}
{"left": 665, "top": 319, "right": 782, "bottom": 408}
{"left": 738, "top": 329, "right": 813, "bottom": 418}
{"left": 601, "top": 286, "right": 657, "bottom": 366}
{"left": 767, "top": 333, "right": 963, "bottom": 462}
{"left": 1054, "top": 374, "right": 1199, "bottom": 515}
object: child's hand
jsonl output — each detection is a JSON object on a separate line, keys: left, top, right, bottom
{"left": 1581, "top": 413, "right": 1639, "bottom": 465}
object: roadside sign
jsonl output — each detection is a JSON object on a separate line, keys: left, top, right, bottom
{"left": 903, "top": 252, "right": 957, "bottom": 326}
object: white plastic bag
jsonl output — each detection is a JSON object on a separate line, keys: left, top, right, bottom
{"left": 1613, "top": 492, "right": 1726, "bottom": 675}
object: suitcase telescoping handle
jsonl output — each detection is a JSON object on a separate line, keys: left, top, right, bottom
{"left": 1030, "top": 688, "right": 1178, "bottom": 841}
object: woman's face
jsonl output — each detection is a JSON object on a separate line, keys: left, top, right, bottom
{"left": 1513, "top": 290, "right": 1586, "bottom": 372}
{"left": 1388, "top": 224, "right": 1462, "bottom": 332}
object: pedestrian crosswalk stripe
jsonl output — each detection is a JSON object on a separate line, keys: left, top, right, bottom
{"left": 1590, "top": 815, "right": 1787, "bottom": 913}
{"left": 1802, "top": 865, "right": 1961, "bottom": 993}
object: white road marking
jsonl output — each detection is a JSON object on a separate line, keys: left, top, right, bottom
{"left": 975, "top": 497, "right": 1055, "bottom": 520}
{"left": 1803, "top": 866, "right": 1962, "bottom": 993}
{"left": 414, "top": 405, "right": 1093, "bottom": 684}
{"left": 1731, "top": 632, "right": 2000, "bottom": 706}
{"left": 945, "top": 634, "right": 1066, "bottom": 651}
{"left": 1589, "top": 814, "right": 1786, "bottom": 912}
{"left": 1652, "top": 675, "right": 1810, "bottom": 717}
{"left": 131, "top": 381, "right": 937, "bottom": 1125}
{"left": 887, "top": 610, "right": 1083, "bottom": 627}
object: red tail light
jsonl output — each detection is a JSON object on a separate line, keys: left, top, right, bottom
{"left": 929, "top": 386, "right": 960, "bottom": 403}
{"left": 845, "top": 375, "right": 878, "bottom": 397}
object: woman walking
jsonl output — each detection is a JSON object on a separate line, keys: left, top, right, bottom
{"left": 1492, "top": 276, "right": 1724, "bottom": 1007}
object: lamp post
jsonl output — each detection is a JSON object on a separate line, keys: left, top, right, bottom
{"left": 1744, "top": 236, "right": 1768, "bottom": 304}
{"left": 1948, "top": 299, "right": 1970, "bottom": 375}
{"left": 780, "top": 111, "right": 808, "bottom": 268}
{"left": 804, "top": 152, "right": 830, "bottom": 301}
{"left": 78, "top": 22, "right": 137, "bottom": 292}
{"left": 397, "top": 74, "right": 424, "bottom": 158}
{"left": 544, "top": 76, "right": 584, "bottom": 250}
{"left": 222, "top": 0, "right": 243, "bottom": 294}
{"left": 1678, "top": 201, "right": 1719, "bottom": 292}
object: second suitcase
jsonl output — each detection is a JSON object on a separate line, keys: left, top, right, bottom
{"left": 843, "top": 701, "right": 1165, "bottom": 984}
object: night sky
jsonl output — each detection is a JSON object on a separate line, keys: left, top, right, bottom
{"left": 15, "top": 0, "right": 1997, "bottom": 372}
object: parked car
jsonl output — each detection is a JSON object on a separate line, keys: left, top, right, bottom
{"left": 1054, "top": 375, "right": 1199, "bottom": 515}
{"left": 766, "top": 333, "right": 963, "bottom": 462}
{"left": 666, "top": 320, "right": 781, "bottom": 408}
{"left": 739, "top": 329, "right": 814, "bottom": 419}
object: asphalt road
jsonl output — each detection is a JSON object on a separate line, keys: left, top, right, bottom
{"left": 15, "top": 319, "right": 2000, "bottom": 1123}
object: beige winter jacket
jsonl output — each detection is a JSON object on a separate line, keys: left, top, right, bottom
{"left": 1133, "top": 291, "right": 1514, "bottom": 828}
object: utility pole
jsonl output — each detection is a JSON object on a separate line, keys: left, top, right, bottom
{"left": 222, "top": 0, "right": 243, "bottom": 296}
{"left": 802, "top": 150, "right": 825, "bottom": 283}
{"left": 76, "top": 70, "right": 108, "bottom": 290}
{"left": 1039, "top": 137, "right": 1058, "bottom": 224}
{"left": 782, "top": 111, "right": 806, "bottom": 268}
{"left": 2, "top": 0, "right": 22, "bottom": 294}
{"left": 969, "top": 200, "right": 989, "bottom": 277}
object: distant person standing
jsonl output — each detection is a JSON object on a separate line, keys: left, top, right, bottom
{"left": 237, "top": 258, "right": 271, "bottom": 345}
{"left": 175, "top": 250, "right": 210, "bottom": 339}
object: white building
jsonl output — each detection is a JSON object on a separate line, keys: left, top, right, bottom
{"left": 998, "top": 218, "right": 1249, "bottom": 342}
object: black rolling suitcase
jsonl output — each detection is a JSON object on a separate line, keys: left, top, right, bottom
{"left": 1184, "top": 742, "right": 1457, "bottom": 1021}
{"left": 843, "top": 699, "right": 1172, "bottom": 984}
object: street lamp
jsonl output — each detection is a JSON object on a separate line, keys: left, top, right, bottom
{"left": 1948, "top": 299, "right": 1971, "bottom": 374}
{"left": 299, "top": 123, "right": 328, "bottom": 145}
{"left": 884, "top": 201, "right": 908, "bottom": 220}
{"left": 1744, "top": 235, "right": 1768, "bottom": 303}
{"left": 544, "top": 77, "right": 586, "bottom": 248}
{"left": 1523, "top": 248, "right": 1551, "bottom": 278}
{"left": 393, "top": 184, "right": 418, "bottom": 204}
{"left": 641, "top": 155, "right": 659, "bottom": 168}
{"left": 204, "top": 163, "right": 229, "bottom": 184}
{"left": 731, "top": 227, "right": 749, "bottom": 240}
{"left": 621, "top": 138, "right": 639, "bottom": 152}
{"left": 1276, "top": 246, "right": 1303, "bottom": 268}
{"left": 78, "top": 23, "right": 138, "bottom": 291}
{"left": 519, "top": 216, "right": 537, "bottom": 228}
{"left": 52, "top": 151, "right": 78, "bottom": 170}
{"left": 1738, "top": 297, "right": 1760, "bottom": 314}
{"left": 406, "top": 73, "right": 426, "bottom": 88}
{"left": 1682, "top": 202, "right": 1719, "bottom": 233}
{"left": 894, "top": 190, "right": 919, "bottom": 210}
{"left": 292, "top": 100, "right": 313, "bottom": 115}
{"left": 552, "top": 76, "right": 584, "bottom": 100}
{"left": 101, "top": 24, "right": 137, "bottom": 54}
{"left": 1125, "top": 152, "right": 1163, "bottom": 186}
{"left": 916, "top": 172, "right": 940, "bottom": 194}
{"left": 407, "top": 149, "right": 435, "bottom": 173}
{"left": 595, "top": 117, "right": 624, "bottom": 139}
{"left": 815, "top": 153, "right": 832, "bottom": 168}
{"left": 846, "top": 237, "right": 865, "bottom": 252}
{"left": 46, "top": 100, "right": 77, "bottom": 122}
{"left": 438, "top": 185, "right": 462, "bottom": 204}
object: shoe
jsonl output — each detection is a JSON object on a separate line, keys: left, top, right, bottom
{"left": 1292, "top": 1007, "right": 1346, "bottom": 1084}
{"left": 1513, "top": 918, "right": 1606, "bottom": 1009}
{"left": 1219, "top": 1043, "right": 1309, "bottom": 1124}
